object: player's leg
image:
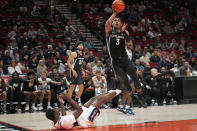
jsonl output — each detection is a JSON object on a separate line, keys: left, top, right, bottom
{"left": 125, "top": 62, "right": 142, "bottom": 89}
{"left": 31, "top": 91, "right": 37, "bottom": 110}
{"left": 67, "top": 84, "right": 76, "bottom": 98}
{"left": 2, "top": 91, "right": 7, "bottom": 113}
{"left": 39, "top": 90, "right": 44, "bottom": 110}
{"left": 24, "top": 91, "right": 31, "bottom": 111}
{"left": 92, "top": 90, "right": 121, "bottom": 108}
{"left": 84, "top": 92, "right": 108, "bottom": 107}
{"left": 46, "top": 90, "right": 51, "bottom": 108}
{"left": 75, "top": 75, "right": 84, "bottom": 105}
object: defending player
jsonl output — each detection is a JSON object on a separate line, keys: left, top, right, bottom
{"left": 67, "top": 42, "right": 85, "bottom": 105}
{"left": 45, "top": 90, "right": 121, "bottom": 129}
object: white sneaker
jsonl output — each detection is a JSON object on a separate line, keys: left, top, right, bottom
{"left": 25, "top": 106, "right": 29, "bottom": 111}
{"left": 32, "top": 106, "right": 37, "bottom": 111}
{"left": 47, "top": 106, "right": 52, "bottom": 109}
{"left": 38, "top": 105, "right": 43, "bottom": 111}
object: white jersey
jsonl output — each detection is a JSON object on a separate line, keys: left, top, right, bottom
{"left": 53, "top": 106, "right": 100, "bottom": 129}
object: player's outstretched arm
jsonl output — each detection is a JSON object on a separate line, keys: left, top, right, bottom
{"left": 57, "top": 95, "right": 66, "bottom": 116}
{"left": 61, "top": 93, "right": 83, "bottom": 119}
{"left": 105, "top": 12, "right": 117, "bottom": 37}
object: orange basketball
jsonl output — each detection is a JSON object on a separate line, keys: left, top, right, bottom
{"left": 112, "top": 0, "right": 125, "bottom": 13}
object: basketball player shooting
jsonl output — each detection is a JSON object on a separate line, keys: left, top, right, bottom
{"left": 105, "top": 0, "right": 142, "bottom": 93}
{"left": 45, "top": 90, "right": 121, "bottom": 129}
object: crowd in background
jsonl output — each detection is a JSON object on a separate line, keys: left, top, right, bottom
{"left": 0, "top": 0, "right": 197, "bottom": 114}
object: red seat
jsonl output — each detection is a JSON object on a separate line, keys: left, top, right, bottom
{"left": 150, "top": 62, "right": 158, "bottom": 68}
{"left": 22, "top": 69, "right": 28, "bottom": 74}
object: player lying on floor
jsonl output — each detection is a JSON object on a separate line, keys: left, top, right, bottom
{"left": 45, "top": 90, "right": 121, "bottom": 129}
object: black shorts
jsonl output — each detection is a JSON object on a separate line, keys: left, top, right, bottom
{"left": 111, "top": 56, "right": 141, "bottom": 91}
{"left": 70, "top": 71, "right": 84, "bottom": 85}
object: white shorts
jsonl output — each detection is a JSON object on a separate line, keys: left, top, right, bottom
{"left": 74, "top": 105, "right": 100, "bottom": 129}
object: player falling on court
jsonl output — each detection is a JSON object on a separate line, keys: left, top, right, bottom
{"left": 67, "top": 42, "right": 85, "bottom": 105}
{"left": 105, "top": 0, "right": 143, "bottom": 114}
{"left": 46, "top": 90, "right": 122, "bottom": 129}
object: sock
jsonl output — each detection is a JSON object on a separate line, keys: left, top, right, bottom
{"left": 4, "top": 104, "right": 6, "bottom": 108}
{"left": 48, "top": 102, "right": 50, "bottom": 106}
{"left": 40, "top": 103, "right": 43, "bottom": 106}
{"left": 119, "top": 105, "right": 123, "bottom": 108}
{"left": 115, "top": 89, "right": 122, "bottom": 95}
{"left": 54, "top": 103, "right": 58, "bottom": 107}
{"left": 125, "top": 105, "right": 130, "bottom": 109}
{"left": 32, "top": 103, "right": 36, "bottom": 107}
{"left": 108, "top": 90, "right": 115, "bottom": 93}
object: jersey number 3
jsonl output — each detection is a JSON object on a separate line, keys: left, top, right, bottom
{"left": 116, "top": 38, "right": 120, "bottom": 45}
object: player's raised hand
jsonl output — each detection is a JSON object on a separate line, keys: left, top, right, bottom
{"left": 122, "top": 23, "right": 127, "bottom": 31}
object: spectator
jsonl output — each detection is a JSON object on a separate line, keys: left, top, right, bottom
{"left": 135, "top": 59, "right": 144, "bottom": 72}
{"left": 8, "top": 26, "right": 17, "bottom": 39}
{"left": 93, "top": 60, "right": 104, "bottom": 74}
{"left": 28, "top": 26, "right": 37, "bottom": 40}
{"left": 23, "top": 71, "right": 38, "bottom": 112}
{"left": 88, "top": 51, "right": 95, "bottom": 63}
{"left": 7, "top": 72, "right": 25, "bottom": 112}
{"left": 84, "top": 38, "right": 95, "bottom": 49}
{"left": 37, "top": 24, "right": 48, "bottom": 39}
{"left": 27, "top": 55, "right": 38, "bottom": 72}
{"left": 140, "top": 50, "right": 150, "bottom": 65}
{"left": 189, "top": 57, "right": 196, "bottom": 68}
{"left": 100, "top": 46, "right": 109, "bottom": 61}
{"left": 3, "top": 50, "right": 12, "bottom": 66}
{"left": 0, "top": 78, "right": 7, "bottom": 113}
{"left": 158, "top": 53, "right": 171, "bottom": 70}
{"left": 20, "top": 46, "right": 30, "bottom": 62}
{"left": 66, "top": 45, "right": 73, "bottom": 56}
{"left": 50, "top": 73, "right": 63, "bottom": 108}
{"left": 8, "top": 60, "right": 22, "bottom": 75}
{"left": 52, "top": 59, "right": 65, "bottom": 74}
{"left": 10, "top": 38, "right": 18, "bottom": 50}
{"left": 104, "top": 4, "right": 112, "bottom": 14}
{"left": 92, "top": 70, "right": 108, "bottom": 108}
{"left": 133, "top": 45, "right": 142, "bottom": 62}
{"left": 162, "top": 21, "right": 174, "bottom": 34}
{"left": 85, "top": 63, "right": 93, "bottom": 76}
{"left": 37, "top": 72, "right": 61, "bottom": 110}
{"left": 150, "top": 49, "right": 160, "bottom": 63}
{"left": 179, "top": 61, "right": 192, "bottom": 76}
{"left": 31, "top": 4, "right": 40, "bottom": 17}
{"left": 45, "top": 45, "right": 55, "bottom": 59}
{"left": 37, "top": 60, "right": 47, "bottom": 76}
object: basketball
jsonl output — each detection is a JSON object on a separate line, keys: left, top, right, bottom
{"left": 112, "top": 0, "right": 125, "bottom": 13}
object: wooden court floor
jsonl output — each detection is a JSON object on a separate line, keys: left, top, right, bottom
{"left": 0, "top": 104, "right": 197, "bottom": 131}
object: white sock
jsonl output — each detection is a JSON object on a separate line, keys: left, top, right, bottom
{"left": 40, "top": 103, "right": 43, "bottom": 106}
{"left": 108, "top": 90, "right": 115, "bottom": 93}
{"left": 125, "top": 105, "right": 130, "bottom": 109}
{"left": 32, "top": 103, "right": 36, "bottom": 107}
{"left": 115, "top": 89, "right": 122, "bottom": 95}
{"left": 108, "top": 90, "right": 122, "bottom": 96}
{"left": 4, "top": 104, "right": 6, "bottom": 108}
{"left": 48, "top": 102, "right": 50, "bottom": 106}
{"left": 119, "top": 105, "right": 123, "bottom": 108}
{"left": 54, "top": 103, "right": 58, "bottom": 106}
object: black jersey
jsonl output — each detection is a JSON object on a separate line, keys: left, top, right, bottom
{"left": 71, "top": 51, "right": 84, "bottom": 73}
{"left": 106, "top": 30, "right": 128, "bottom": 58}
{"left": 23, "top": 79, "right": 38, "bottom": 91}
